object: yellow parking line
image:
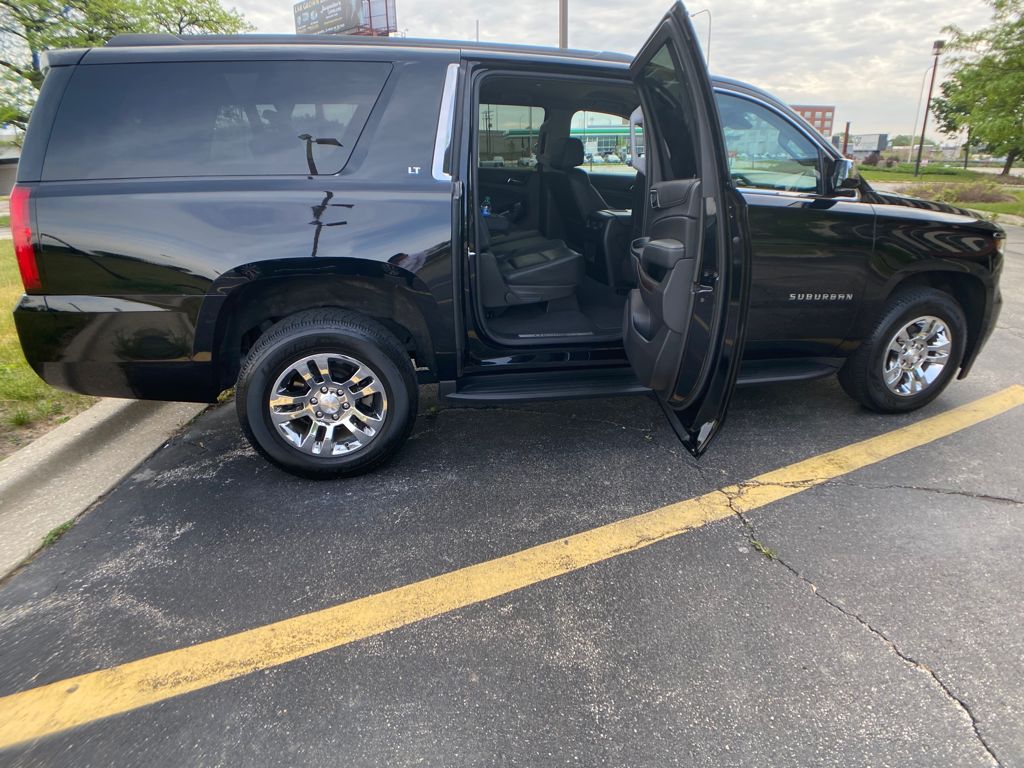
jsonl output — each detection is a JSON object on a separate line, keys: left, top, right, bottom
{"left": 1, "top": 384, "right": 1023, "bottom": 749}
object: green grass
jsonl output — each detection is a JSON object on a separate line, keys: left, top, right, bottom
{"left": 40, "top": 519, "right": 75, "bottom": 548}
{"left": 859, "top": 163, "right": 1024, "bottom": 186}
{"left": 1, "top": 239, "right": 95, "bottom": 447}
{"left": 0, "top": 215, "right": 8, "bottom": 227}
{"left": 964, "top": 191, "right": 1024, "bottom": 218}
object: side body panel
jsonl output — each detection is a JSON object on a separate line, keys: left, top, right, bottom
{"left": 15, "top": 48, "right": 460, "bottom": 402}
{"left": 862, "top": 195, "right": 1003, "bottom": 374}
{"left": 742, "top": 191, "right": 874, "bottom": 359}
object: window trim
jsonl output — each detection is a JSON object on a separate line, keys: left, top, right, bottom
{"left": 432, "top": 63, "right": 459, "bottom": 181}
{"left": 713, "top": 88, "right": 830, "bottom": 197}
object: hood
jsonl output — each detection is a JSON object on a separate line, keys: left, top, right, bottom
{"left": 869, "top": 189, "right": 980, "bottom": 218}
{"left": 866, "top": 187, "right": 1005, "bottom": 238}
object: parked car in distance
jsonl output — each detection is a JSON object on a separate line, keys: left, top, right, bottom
{"left": 11, "top": 3, "right": 1004, "bottom": 478}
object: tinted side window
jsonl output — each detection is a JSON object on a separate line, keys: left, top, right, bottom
{"left": 716, "top": 92, "right": 822, "bottom": 193}
{"left": 638, "top": 42, "right": 699, "bottom": 179}
{"left": 478, "top": 104, "right": 544, "bottom": 169}
{"left": 570, "top": 110, "right": 636, "bottom": 176}
{"left": 43, "top": 61, "right": 391, "bottom": 180}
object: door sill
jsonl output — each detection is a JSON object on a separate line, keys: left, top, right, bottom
{"left": 441, "top": 367, "right": 648, "bottom": 405}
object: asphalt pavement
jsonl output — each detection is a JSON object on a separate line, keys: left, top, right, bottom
{"left": 0, "top": 227, "right": 1022, "bottom": 767}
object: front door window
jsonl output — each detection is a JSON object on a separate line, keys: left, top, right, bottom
{"left": 716, "top": 93, "right": 822, "bottom": 193}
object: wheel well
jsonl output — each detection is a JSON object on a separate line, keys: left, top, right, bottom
{"left": 887, "top": 271, "right": 986, "bottom": 367}
{"left": 213, "top": 277, "right": 435, "bottom": 391}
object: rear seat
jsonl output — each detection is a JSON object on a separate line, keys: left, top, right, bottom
{"left": 478, "top": 220, "right": 583, "bottom": 308}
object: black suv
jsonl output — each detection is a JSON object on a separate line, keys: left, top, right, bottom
{"left": 12, "top": 3, "right": 1005, "bottom": 477}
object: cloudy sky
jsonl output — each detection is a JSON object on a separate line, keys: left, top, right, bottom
{"left": 230, "top": 0, "right": 995, "bottom": 136}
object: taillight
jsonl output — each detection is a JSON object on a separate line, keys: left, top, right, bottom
{"left": 10, "top": 185, "right": 41, "bottom": 293}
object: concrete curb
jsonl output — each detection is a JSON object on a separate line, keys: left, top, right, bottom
{"left": 0, "top": 398, "right": 206, "bottom": 578}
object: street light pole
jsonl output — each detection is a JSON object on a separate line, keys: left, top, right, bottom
{"left": 689, "top": 8, "right": 711, "bottom": 65}
{"left": 914, "top": 39, "right": 945, "bottom": 177}
{"left": 558, "top": 0, "right": 568, "bottom": 49}
{"left": 907, "top": 63, "right": 933, "bottom": 164}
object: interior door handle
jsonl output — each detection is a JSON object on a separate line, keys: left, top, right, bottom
{"left": 506, "top": 177, "right": 525, "bottom": 185}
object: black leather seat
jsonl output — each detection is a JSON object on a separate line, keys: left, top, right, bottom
{"left": 478, "top": 224, "right": 583, "bottom": 308}
{"left": 498, "top": 240, "right": 583, "bottom": 290}
{"left": 543, "top": 137, "right": 609, "bottom": 250}
{"left": 484, "top": 215, "right": 560, "bottom": 256}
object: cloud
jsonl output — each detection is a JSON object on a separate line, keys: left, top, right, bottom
{"left": 229, "top": 0, "right": 994, "bottom": 135}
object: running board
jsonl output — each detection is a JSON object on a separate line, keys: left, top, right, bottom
{"left": 441, "top": 358, "right": 842, "bottom": 406}
{"left": 440, "top": 367, "right": 648, "bottom": 405}
{"left": 736, "top": 358, "right": 842, "bottom": 386}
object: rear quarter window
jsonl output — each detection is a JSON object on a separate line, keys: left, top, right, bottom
{"left": 42, "top": 60, "right": 391, "bottom": 180}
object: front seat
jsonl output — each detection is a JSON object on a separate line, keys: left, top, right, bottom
{"left": 543, "top": 137, "right": 609, "bottom": 250}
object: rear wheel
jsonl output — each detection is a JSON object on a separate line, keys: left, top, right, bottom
{"left": 838, "top": 289, "right": 966, "bottom": 413}
{"left": 236, "top": 309, "right": 418, "bottom": 478}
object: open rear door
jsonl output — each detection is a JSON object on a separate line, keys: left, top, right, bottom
{"left": 625, "top": 2, "right": 751, "bottom": 457}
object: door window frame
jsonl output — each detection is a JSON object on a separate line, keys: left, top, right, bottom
{"left": 714, "top": 88, "right": 831, "bottom": 198}
{"left": 463, "top": 66, "right": 639, "bottom": 351}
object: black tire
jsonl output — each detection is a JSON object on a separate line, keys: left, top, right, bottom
{"left": 838, "top": 288, "right": 966, "bottom": 414}
{"left": 236, "top": 309, "right": 418, "bottom": 479}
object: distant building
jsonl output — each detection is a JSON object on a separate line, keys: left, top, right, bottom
{"left": 790, "top": 104, "right": 835, "bottom": 136}
{"left": 294, "top": 0, "right": 397, "bottom": 36}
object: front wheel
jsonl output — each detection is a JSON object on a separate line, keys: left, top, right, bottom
{"left": 838, "top": 288, "right": 966, "bottom": 413}
{"left": 236, "top": 309, "right": 418, "bottom": 479}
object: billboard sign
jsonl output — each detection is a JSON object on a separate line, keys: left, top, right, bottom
{"left": 848, "top": 133, "right": 888, "bottom": 153}
{"left": 294, "top": 0, "right": 396, "bottom": 35}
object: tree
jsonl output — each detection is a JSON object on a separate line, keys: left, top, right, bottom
{"left": 933, "top": 0, "right": 1024, "bottom": 176}
{"left": 0, "top": 0, "right": 252, "bottom": 134}
{"left": 891, "top": 134, "right": 936, "bottom": 147}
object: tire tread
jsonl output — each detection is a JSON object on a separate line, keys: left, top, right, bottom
{"left": 236, "top": 309, "right": 418, "bottom": 479}
{"left": 838, "top": 288, "right": 965, "bottom": 413}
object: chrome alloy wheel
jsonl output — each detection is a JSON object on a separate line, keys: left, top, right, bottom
{"left": 882, "top": 315, "right": 952, "bottom": 397}
{"left": 267, "top": 353, "right": 388, "bottom": 457}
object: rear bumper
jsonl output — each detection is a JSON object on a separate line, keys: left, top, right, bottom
{"left": 13, "top": 294, "right": 221, "bottom": 403}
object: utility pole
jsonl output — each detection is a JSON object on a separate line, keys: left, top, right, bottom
{"left": 558, "top": 0, "right": 567, "bottom": 48}
{"left": 842, "top": 122, "right": 851, "bottom": 156}
{"left": 963, "top": 126, "right": 971, "bottom": 170}
{"left": 914, "top": 39, "right": 945, "bottom": 177}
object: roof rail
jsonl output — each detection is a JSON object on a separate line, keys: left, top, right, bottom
{"left": 103, "top": 33, "right": 632, "bottom": 63}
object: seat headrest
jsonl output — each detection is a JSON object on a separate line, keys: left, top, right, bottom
{"left": 547, "top": 137, "right": 584, "bottom": 170}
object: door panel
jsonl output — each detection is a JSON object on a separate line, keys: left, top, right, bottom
{"left": 587, "top": 172, "right": 637, "bottom": 210}
{"left": 624, "top": 178, "right": 703, "bottom": 391}
{"left": 743, "top": 192, "right": 872, "bottom": 358}
{"left": 626, "top": 2, "right": 751, "bottom": 456}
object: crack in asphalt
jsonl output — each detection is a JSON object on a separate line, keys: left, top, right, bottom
{"left": 721, "top": 482, "right": 1003, "bottom": 767}
{"left": 830, "top": 481, "right": 1024, "bottom": 507}
{"left": 994, "top": 324, "right": 1024, "bottom": 341}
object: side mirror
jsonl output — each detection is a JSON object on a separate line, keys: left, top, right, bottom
{"left": 831, "top": 157, "right": 860, "bottom": 195}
